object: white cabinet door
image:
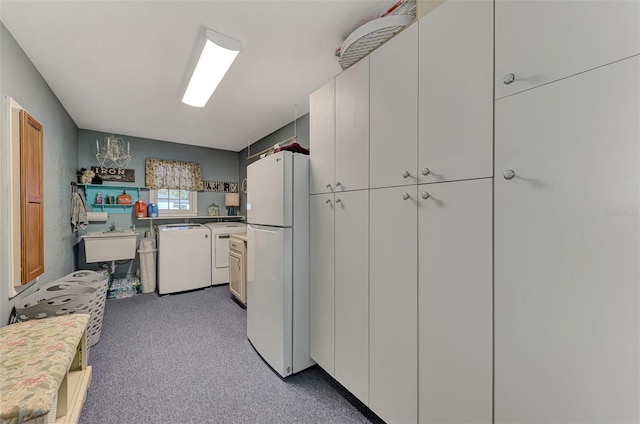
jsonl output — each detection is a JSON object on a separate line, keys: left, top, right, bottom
{"left": 370, "top": 23, "right": 418, "bottom": 189}
{"left": 335, "top": 57, "right": 369, "bottom": 192}
{"left": 309, "top": 193, "right": 335, "bottom": 375}
{"left": 334, "top": 189, "right": 369, "bottom": 404}
{"left": 418, "top": 0, "right": 493, "bottom": 184}
{"left": 310, "top": 80, "right": 335, "bottom": 195}
{"left": 495, "top": 0, "right": 640, "bottom": 99}
{"left": 495, "top": 57, "right": 640, "bottom": 423}
{"left": 418, "top": 178, "right": 493, "bottom": 424}
{"left": 370, "top": 185, "right": 418, "bottom": 424}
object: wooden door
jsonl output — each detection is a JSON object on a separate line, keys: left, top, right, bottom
{"left": 369, "top": 185, "right": 418, "bottom": 423}
{"left": 309, "top": 193, "right": 335, "bottom": 375}
{"left": 495, "top": 57, "right": 639, "bottom": 423}
{"left": 20, "top": 110, "right": 44, "bottom": 284}
{"left": 370, "top": 23, "right": 418, "bottom": 189}
{"left": 495, "top": 0, "right": 640, "bottom": 99}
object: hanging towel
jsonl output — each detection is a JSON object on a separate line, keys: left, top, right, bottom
{"left": 71, "top": 191, "right": 88, "bottom": 232}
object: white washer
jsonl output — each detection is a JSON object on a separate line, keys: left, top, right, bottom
{"left": 157, "top": 223, "right": 211, "bottom": 294}
{"left": 205, "top": 222, "right": 247, "bottom": 285}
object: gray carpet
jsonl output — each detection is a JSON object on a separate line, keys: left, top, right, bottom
{"left": 79, "top": 285, "right": 373, "bottom": 424}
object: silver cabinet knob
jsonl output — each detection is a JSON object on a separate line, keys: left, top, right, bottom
{"left": 402, "top": 192, "right": 411, "bottom": 200}
{"left": 421, "top": 191, "right": 430, "bottom": 200}
{"left": 335, "top": 198, "right": 342, "bottom": 204}
{"left": 326, "top": 183, "right": 332, "bottom": 189}
{"left": 421, "top": 168, "right": 430, "bottom": 176}
{"left": 335, "top": 181, "right": 342, "bottom": 187}
{"left": 402, "top": 170, "right": 410, "bottom": 179}
{"left": 503, "top": 73, "right": 515, "bottom": 85}
{"left": 503, "top": 169, "right": 516, "bottom": 180}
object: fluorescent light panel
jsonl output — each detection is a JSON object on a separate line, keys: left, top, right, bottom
{"left": 182, "top": 29, "right": 242, "bottom": 107}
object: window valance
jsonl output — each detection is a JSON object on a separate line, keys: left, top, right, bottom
{"left": 145, "top": 158, "right": 204, "bottom": 191}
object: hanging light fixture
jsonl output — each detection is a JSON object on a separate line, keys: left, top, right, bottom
{"left": 96, "top": 132, "right": 131, "bottom": 169}
{"left": 182, "top": 28, "right": 242, "bottom": 107}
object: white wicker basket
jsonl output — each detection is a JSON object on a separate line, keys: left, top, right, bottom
{"left": 15, "top": 271, "right": 109, "bottom": 347}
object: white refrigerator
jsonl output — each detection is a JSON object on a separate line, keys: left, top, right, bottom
{"left": 246, "top": 150, "right": 314, "bottom": 377}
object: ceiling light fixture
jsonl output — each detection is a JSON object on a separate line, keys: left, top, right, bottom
{"left": 182, "top": 28, "right": 242, "bottom": 108}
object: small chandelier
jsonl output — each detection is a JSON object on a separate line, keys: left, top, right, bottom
{"left": 96, "top": 132, "right": 131, "bottom": 169}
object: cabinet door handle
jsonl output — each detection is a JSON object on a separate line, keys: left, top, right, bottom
{"left": 335, "top": 198, "right": 342, "bottom": 204}
{"left": 326, "top": 183, "right": 332, "bottom": 189}
{"left": 335, "top": 181, "right": 342, "bottom": 187}
{"left": 421, "top": 168, "right": 430, "bottom": 176}
{"left": 402, "top": 170, "right": 410, "bottom": 179}
{"left": 422, "top": 191, "right": 430, "bottom": 200}
{"left": 325, "top": 199, "right": 332, "bottom": 205}
{"left": 503, "top": 169, "right": 516, "bottom": 180}
{"left": 503, "top": 73, "right": 515, "bottom": 85}
{"left": 402, "top": 192, "right": 411, "bottom": 200}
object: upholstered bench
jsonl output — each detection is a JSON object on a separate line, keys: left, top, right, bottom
{"left": 0, "top": 314, "right": 92, "bottom": 424}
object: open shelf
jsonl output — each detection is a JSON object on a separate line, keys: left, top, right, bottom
{"left": 80, "top": 184, "right": 147, "bottom": 214}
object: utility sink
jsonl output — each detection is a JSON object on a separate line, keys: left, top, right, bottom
{"left": 82, "top": 230, "right": 139, "bottom": 263}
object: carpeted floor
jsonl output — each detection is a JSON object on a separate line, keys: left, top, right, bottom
{"left": 79, "top": 285, "right": 373, "bottom": 424}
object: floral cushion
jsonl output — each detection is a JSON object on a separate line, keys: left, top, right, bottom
{"left": 0, "top": 314, "right": 89, "bottom": 424}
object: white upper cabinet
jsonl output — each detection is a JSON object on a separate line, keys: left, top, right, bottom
{"left": 419, "top": 0, "right": 493, "bottom": 184}
{"left": 309, "top": 80, "right": 335, "bottom": 195}
{"left": 494, "top": 56, "right": 639, "bottom": 423}
{"left": 495, "top": 0, "right": 640, "bottom": 99}
{"left": 370, "top": 23, "right": 418, "bottom": 189}
{"left": 335, "top": 56, "right": 370, "bottom": 192}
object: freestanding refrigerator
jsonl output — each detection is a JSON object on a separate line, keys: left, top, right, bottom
{"left": 246, "top": 150, "right": 314, "bottom": 377}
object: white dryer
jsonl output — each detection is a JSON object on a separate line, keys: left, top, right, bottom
{"left": 204, "top": 222, "right": 247, "bottom": 285}
{"left": 157, "top": 223, "right": 211, "bottom": 294}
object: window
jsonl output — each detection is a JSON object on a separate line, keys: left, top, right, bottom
{"left": 145, "top": 158, "right": 203, "bottom": 217}
{"left": 150, "top": 189, "right": 198, "bottom": 216}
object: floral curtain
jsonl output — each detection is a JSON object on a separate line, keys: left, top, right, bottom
{"left": 145, "top": 158, "right": 204, "bottom": 191}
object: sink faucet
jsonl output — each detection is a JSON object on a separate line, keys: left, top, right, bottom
{"left": 109, "top": 222, "right": 116, "bottom": 232}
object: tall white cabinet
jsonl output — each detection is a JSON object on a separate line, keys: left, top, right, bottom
{"left": 419, "top": 179, "right": 493, "bottom": 424}
{"left": 309, "top": 193, "right": 334, "bottom": 374}
{"left": 311, "top": 0, "right": 639, "bottom": 423}
{"left": 369, "top": 185, "right": 418, "bottom": 423}
{"left": 334, "top": 190, "right": 369, "bottom": 404}
{"left": 494, "top": 56, "right": 640, "bottom": 423}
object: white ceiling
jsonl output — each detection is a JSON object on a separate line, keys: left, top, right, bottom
{"left": 0, "top": 0, "right": 398, "bottom": 152}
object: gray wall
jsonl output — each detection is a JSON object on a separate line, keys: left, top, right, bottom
{"left": 238, "top": 114, "right": 309, "bottom": 216}
{"left": 77, "top": 129, "right": 239, "bottom": 275}
{"left": 0, "top": 22, "right": 79, "bottom": 324}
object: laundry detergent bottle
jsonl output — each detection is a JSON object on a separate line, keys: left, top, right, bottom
{"left": 147, "top": 203, "right": 159, "bottom": 218}
{"left": 135, "top": 200, "right": 147, "bottom": 218}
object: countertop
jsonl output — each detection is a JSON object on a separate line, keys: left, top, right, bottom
{"left": 230, "top": 232, "right": 248, "bottom": 242}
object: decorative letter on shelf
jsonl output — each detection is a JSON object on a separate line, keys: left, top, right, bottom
{"left": 201, "top": 180, "right": 238, "bottom": 193}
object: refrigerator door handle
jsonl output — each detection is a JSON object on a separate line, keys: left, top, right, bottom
{"left": 248, "top": 224, "right": 287, "bottom": 233}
